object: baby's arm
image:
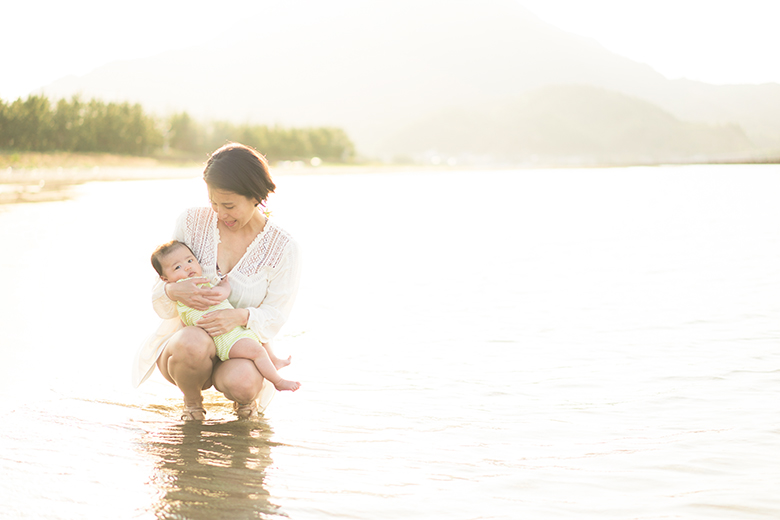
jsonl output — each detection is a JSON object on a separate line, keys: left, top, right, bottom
{"left": 211, "top": 277, "right": 232, "bottom": 303}
{"left": 195, "top": 277, "right": 247, "bottom": 337}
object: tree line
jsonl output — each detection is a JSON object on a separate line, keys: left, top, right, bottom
{"left": 0, "top": 95, "right": 355, "bottom": 162}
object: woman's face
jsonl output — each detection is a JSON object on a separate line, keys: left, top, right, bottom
{"left": 208, "top": 188, "right": 260, "bottom": 231}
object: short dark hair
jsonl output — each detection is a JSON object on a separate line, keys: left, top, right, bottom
{"left": 203, "top": 143, "right": 276, "bottom": 204}
{"left": 151, "top": 240, "right": 193, "bottom": 277}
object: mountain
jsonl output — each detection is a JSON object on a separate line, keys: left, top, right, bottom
{"left": 38, "top": 0, "right": 780, "bottom": 162}
{"left": 382, "top": 85, "right": 755, "bottom": 164}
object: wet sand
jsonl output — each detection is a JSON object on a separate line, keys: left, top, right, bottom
{"left": 0, "top": 152, "right": 458, "bottom": 204}
{"left": 0, "top": 166, "right": 200, "bottom": 204}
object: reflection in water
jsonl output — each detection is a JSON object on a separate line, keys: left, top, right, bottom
{"left": 140, "top": 418, "right": 283, "bottom": 520}
{"left": 3, "top": 167, "right": 780, "bottom": 519}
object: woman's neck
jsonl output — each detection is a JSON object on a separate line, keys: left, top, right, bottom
{"left": 221, "top": 209, "right": 266, "bottom": 238}
{"left": 246, "top": 210, "right": 267, "bottom": 236}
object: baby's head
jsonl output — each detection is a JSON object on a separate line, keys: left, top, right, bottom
{"left": 151, "top": 240, "right": 203, "bottom": 282}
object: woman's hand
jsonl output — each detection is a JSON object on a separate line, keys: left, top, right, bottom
{"left": 165, "top": 277, "right": 225, "bottom": 311}
{"left": 196, "top": 308, "right": 250, "bottom": 337}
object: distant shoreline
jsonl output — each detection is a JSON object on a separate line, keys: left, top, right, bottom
{"left": 3, "top": 150, "right": 778, "bottom": 172}
{"left": 1, "top": 151, "right": 778, "bottom": 205}
{"left": 0, "top": 152, "right": 440, "bottom": 204}
{"left": 0, "top": 151, "right": 200, "bottom": 170}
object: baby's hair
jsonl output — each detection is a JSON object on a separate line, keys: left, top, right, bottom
{"left": 151, "top": 240, "right": 194, "bottom": 277}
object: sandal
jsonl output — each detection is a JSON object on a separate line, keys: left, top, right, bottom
{"left": 181, "top": 406, "right": 206, "bottom": 421}
{"left": 233, "top": 400, "right": 259, "bottom": 419}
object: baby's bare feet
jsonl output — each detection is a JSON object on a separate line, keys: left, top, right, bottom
{"left": 272, "top": 355, "right": 292, "bottom": 370}
{"left": 273, "top": 378, "right": 301, "bottom": 392}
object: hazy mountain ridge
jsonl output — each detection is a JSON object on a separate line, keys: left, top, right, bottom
{"left": 37, "top": 0, "right": 780, "bottom": 162}
{"left": 382, "top": 85, "right": 754, "bottom": 163}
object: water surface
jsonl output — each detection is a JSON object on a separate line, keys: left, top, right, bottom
{"left": 1, "top": 164, "right": 779, "bottom": 519}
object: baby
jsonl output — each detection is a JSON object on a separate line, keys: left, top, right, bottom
{"left": 151, "top": 240, "right": 300, "bottom": 392}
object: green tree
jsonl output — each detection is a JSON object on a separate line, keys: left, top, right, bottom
{"left": 309, "top": 127, "right": 355, "bottom": 161}
{"left": 0, "top": 98, "right": 9, "bottom": 149}
{"left": 51, "top": 96, "right": 84, "bottom": 151}
{"left": 0, "top": 94, "right": 353, "bottom": 161}
{"left": 168, "top": 112, "right": 202, "bottom": 154}
{"left": 3, "top": 95, "right": 53, "bottom": 150}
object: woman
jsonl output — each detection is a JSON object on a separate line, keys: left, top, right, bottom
{"left": 133, "top": 143, "right": 302, "bottom": 420}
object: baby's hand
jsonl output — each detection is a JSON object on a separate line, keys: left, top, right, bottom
{"left": 213, "top": 276, "right": 232, "bottom": 301}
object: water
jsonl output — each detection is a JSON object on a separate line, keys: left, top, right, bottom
{"left": 1, "top": 164, "right": 779, "bottom": 519}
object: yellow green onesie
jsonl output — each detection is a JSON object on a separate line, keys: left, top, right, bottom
{"left": 176, "top": 281, "right": 260, "bottom": 361}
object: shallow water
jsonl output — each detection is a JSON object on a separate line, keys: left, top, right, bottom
{"left": 1, "top": 164, "right": 779, "bottom": 519}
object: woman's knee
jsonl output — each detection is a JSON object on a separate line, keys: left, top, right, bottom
{"left": 168, "top": 326, "right": 215, "bottom": 361}
{"left": 157, "top": 327, "right": 215, "bottom": 390}
{"left": 215, "top": 360, "right": 264, "bottom": 403}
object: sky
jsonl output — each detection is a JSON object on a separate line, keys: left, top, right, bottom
{"left": 2, "top": 0, "right": 779, "bottom": 102}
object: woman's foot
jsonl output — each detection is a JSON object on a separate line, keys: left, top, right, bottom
{"left": 273, "top": 378, "right": 301, "bottom": 392}
{"left": 181, "top": 406, "right": 206, "bottom": 421}
{"left": 233, "top": 399, "right": 259, "bottom": 419}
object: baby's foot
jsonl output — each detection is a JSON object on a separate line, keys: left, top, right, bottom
{"left": 273, "top": 378, "right": 301, "bottom": 392}
{"left": 271, "top": 355, "right": 292, "bottom": 370}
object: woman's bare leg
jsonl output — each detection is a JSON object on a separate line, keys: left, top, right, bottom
{"left": 213, "top": 358, "right": 264, "bottom": 404}
{"left": 212, "top": 358, "right": 267, "bottom": 418}
{"left": 230, "top": 338, "right": 300, "bottom": 391}
{"left": 157, "top": 326, "right": 217, "bottom": 417}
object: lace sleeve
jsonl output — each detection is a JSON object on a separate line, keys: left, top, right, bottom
{"left": 246, "top": 238, "right": 302, "bottom": 343}
{"left": 151, "top": 278, "right": 177, "bottom": 318}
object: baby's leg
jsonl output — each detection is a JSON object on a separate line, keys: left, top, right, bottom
{"left": 263, "top": 341, "right": 291, "bottom": 370}
{"left": 229, "top": 338, "right": 301, "bottom": 392}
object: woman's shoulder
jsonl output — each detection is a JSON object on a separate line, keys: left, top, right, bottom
{"left": 265, "top": 218, "right": 295, "bottom": 241}
{"left": 180, "top": 206, "right": 214, "bottom": 223}
{"left": 175, "top": 207, "right": 217, "bottom": 256}
{"left": 264, "top": 219, "right": 299, "bottom": 252}
{"left": 245, "top": 219, "right": 299, "bottom": 270}
{"left": 173, "top": 207, "right": 214, "bottom": 230}
{"left": 179, "top": 207, "right": 216, "bottom": 234}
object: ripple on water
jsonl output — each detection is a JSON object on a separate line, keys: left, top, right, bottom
{"left": 0, "top": 394, "right": 288, "bottom": 520}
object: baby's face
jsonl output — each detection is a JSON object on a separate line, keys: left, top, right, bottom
{"left": 160, "top": 246, "right": 203, "bottom": 282}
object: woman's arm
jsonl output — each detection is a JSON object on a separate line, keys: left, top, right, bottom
{"left": 152, "top": 276, "right": 226, "bottom": 315}
{"left": 245, "top": 239, "right": 303, "bottom": 343}
{"left": 193, "top": 278, "right": 247, "bottom": 337}
{"left": 151, "top": 277, "right": 178, "bottom": 319}
{"left": 165, "top": 278, "right": 225, "bottom": 311}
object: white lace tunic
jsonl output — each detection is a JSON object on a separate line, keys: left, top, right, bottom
{"left": 132, "top": 207, "right": 302, "bottom": 388}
